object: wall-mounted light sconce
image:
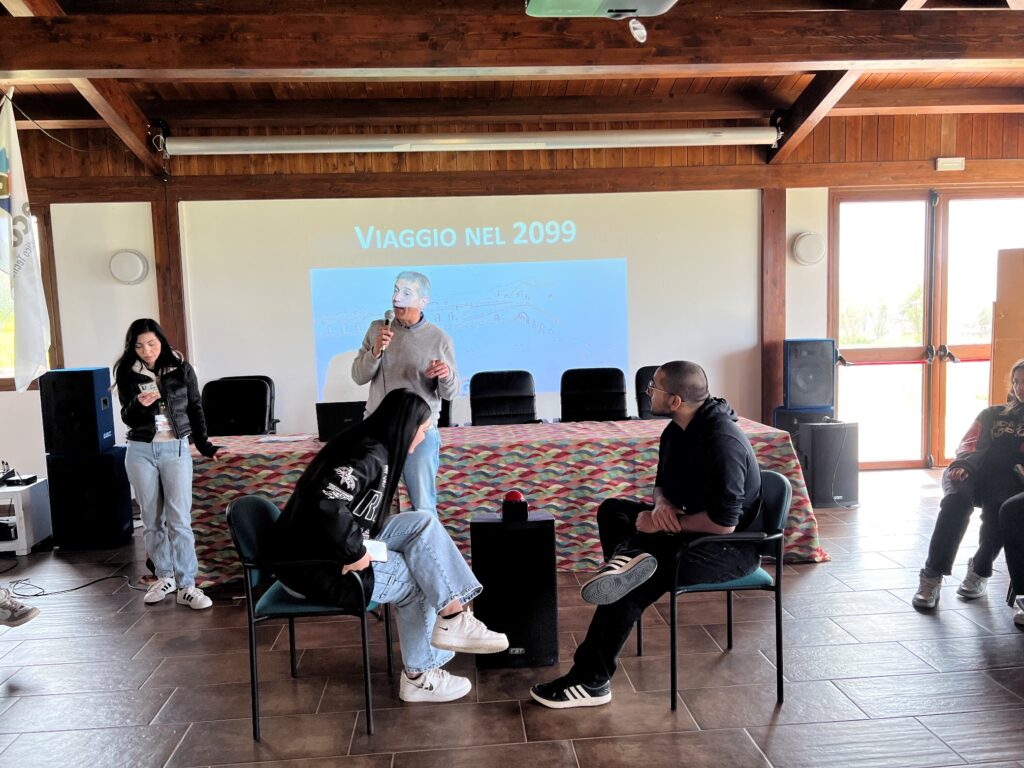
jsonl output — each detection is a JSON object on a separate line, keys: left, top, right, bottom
{"left": 790, "top": 231, "right": 826, "bottom": 266}
{"left": 109, "top": 249, "right": 150, "bottom": 284}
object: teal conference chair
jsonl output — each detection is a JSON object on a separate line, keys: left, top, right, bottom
{"left": 227, "top": 494, "right": 393, "bottom": 740}
{"left": 636, "top": 469, "right": 791, "bottom": 707}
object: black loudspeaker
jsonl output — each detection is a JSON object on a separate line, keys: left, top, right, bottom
{"left": 471, "top": 512, "right": 558, "bottom": 669}
{"left": 773, "top": 406, "right": 834, "bottom": 452}
{"left": 39, "top": 368, "right": 116, "bottom": 455}
{"left": 798, "top": 422, "right": 859, "bottom": 508}
{"left": 784, "top": 339, "right": 836, "bottom": 409}
{"left": 46, "top": 446, "right": 133, "bottom": 550}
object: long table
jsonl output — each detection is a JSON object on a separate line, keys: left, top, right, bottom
{"left": 191, "top": 418, "right": 828, "bottom": 588}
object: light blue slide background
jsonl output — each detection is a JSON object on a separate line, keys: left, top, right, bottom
{"left": 310, "top": 259, "right": 628, "bottom": 398}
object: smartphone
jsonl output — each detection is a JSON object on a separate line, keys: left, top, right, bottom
{"left": 364, "top": 539, "right": 388, "bottom": 562}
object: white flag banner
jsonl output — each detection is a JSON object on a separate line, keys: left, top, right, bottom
{"left": 0, "top": 95, "right": 51, "bottom": 390}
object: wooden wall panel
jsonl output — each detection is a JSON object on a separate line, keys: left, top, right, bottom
{"left": 15, "top": 113, "right": 1024, "bottom": 182}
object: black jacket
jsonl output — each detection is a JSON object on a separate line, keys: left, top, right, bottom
{"left": 948, "top": 404, "right": 1024, "bottom": 503}
{"left": 116, "top": 359, "right": 218, "bottom": 458}
{"left": 272, "top": 437, "right": 391, "bottom": 608}
{"left": 655, "top": 397, "right": 762, "bottom": 530}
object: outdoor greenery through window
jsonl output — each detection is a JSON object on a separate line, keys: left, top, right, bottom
{"left": 838, "top": 200, "right": 926, "bottom": 349}
{"left": 0, "top": 270, "right": 13, "bottom": 378}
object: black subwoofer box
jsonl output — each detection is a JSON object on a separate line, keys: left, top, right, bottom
{"left": 470, "top": 512, "right": 558, "bottom": 669}
{"left": 46, "top": 446, "right": 133, "bottom": 550}
{"left": 798, "top": 421, "right": 859, "bottom": 508}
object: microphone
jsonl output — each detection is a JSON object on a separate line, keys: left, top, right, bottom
{"left": 381, "top": 309, "right": 395, "bottom": 354}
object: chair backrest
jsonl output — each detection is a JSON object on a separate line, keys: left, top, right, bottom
{"left": 470, "top": 370, "right": 537, "bottom": 426}
{"left": 203, "top": 378, "right": 273, "bottom": 436}
{"left": 635, "top": 365, "right": 660, "bottom": 420}
{"left": 758, "top": 469, "right": 792, "bottom": 537}
{"left": 560, "top": 367, "right": 628, "bottom": 422}
{"left": 226, "top": 494, "right": 282, "bottom": 587}
{"left": 316, "top": 400, "right": 365, "bottom": 441}
{"left": 220, "top": 375, "right": 276, "bottom": 411}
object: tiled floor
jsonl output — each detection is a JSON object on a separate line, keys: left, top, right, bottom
{"left": 1, "top": 469, "right": 1022, "bottom": 768}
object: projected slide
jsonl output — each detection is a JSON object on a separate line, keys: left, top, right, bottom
{"left": 311, "top": 258, "right": 628, "bottom": 399}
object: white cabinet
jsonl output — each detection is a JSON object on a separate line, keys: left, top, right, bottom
{"left": 0, "top": 479, "right": 53, "bottom": 556}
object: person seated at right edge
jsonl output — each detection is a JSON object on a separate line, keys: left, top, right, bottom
{"left": 913, "top": 357, "right": 1024, "bottom": 611}
{"left": 531, "top": 360, "right": 762, "bottom": 708}
{"left": 272, "top": 388, "right": 508, "bottom": 703}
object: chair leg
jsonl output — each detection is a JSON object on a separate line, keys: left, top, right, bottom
{"left": 670, "top": 591, "right": 678, "bottom": 711}
{"left": 636, "top": 610, "right": 644, "bottom": 657}
{"left": 360, "top": 611, "right": 374, "bottom": 735}
{"left": 726, "top": 591, "right": 734, "bottom": 650}
{"left": 288, "top": 618, "right": 298, "bottom": 678}
{"left": 384, "top": 604, "right": 395, "bottom": 676}
{"left": 775, "top": 585, "right": 785, "bottom": 703}
{"left": 246, "top": 618, "right": 260, "bottom": 741}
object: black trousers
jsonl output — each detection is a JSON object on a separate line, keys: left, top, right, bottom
{"left": 998, "top": 492, "right": 1024, "bottom": 594}
{"left": 924, "top": 488, "right": 1015, "bottom": 578}
{"left": 571, "top": 498, "right": 758, "bottom": 687}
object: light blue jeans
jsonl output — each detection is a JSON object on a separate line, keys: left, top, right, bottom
{"left": 125, "top": 439, "right": 199, "bottom": 589}
{"left": 370, "top": 511, "right": 482, "bottom": 673}
{"left": 403, "top": 426, "right": 439, "bottom": 515}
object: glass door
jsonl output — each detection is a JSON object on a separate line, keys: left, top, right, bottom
{"left": 938, "top": 194, "right": 1024, "bottom": 462}
{"left": 832, "top": 193, "right": 931, "bottom": 468}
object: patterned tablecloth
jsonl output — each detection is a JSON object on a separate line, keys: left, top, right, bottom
{"left": 191, "top": 418, "right": 828, "bottom": 588}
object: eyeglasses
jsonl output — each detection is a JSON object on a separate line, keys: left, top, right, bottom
{"left": 646, "top": 380, "right": 675, "bottom": 396}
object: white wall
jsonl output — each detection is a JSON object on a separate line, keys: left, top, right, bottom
{"left": 50, "top": 202, "right": 161, "bottom": 444}
{"left": 785, "top": 187, "right": 830, "bottom": 339}
{"left": 0, "top": 390, "right": 46, "bottom": 478}
{"left": 180, "top": 190, "right": 763, "bottom": 432}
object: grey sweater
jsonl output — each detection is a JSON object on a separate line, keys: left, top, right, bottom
{"left": 351, "top": 318, "right": 459, "bottom": 426}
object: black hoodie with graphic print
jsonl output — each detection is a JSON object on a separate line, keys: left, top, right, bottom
{"left": 272, "top": 437, "right": 391, "bottom": 608}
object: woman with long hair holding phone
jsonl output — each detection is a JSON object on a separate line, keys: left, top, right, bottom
{"left": 114, "top": 318, "right": 219, "bottom": 610}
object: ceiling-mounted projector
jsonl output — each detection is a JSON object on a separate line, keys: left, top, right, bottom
{"left": 525, "top": 0, "right": 679, "bottom": 19}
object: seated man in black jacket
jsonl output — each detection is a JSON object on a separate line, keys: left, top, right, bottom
{"left": 531, "top": 360, "right": 762, "bottom": 708}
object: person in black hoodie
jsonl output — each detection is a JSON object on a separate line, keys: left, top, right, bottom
{"left": 914, "top": 357, "right": 1024, "bottom": 619}
{"left": 531, "top": 361, "right": 762, "bottom": 709}
{"left": 274, "top": 388, "right": 508, "bottom": 703}
{"left": 114, "top": 318, "right": 220, "bottom": 611}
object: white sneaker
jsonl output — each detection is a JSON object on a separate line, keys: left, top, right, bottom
{"left": 0, "top": 588, "right": 39, "bottom": 628}
{"left": 1014, "top": 597, "right": 1024, "bottom": 628}
{"left": 957, "top": 558, "right": 989, "bottom": 599}
{"left": 144, "top": 577, "right": 177, "bottom": 605}
{"left": 399, "top": 668, "right": 472, "bottom": 703}
{"left": 431, "top": 611, "right": 508, "bottom": 654}
{"left": 176, "top": 586, "right": 213, "bottom": 610}
{"left": 912, "top": 570, "right": 942, "bottom": 609}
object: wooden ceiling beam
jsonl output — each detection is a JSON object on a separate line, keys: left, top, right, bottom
{"left": 2, "top": 0, "right": 63, "bottom": 13}
{"left": 12, "top": 87, "right": 1024, "bottom": 131}
{"left": 769, "top": 70, "right": 860, "bottom": 163}
{"left": 2, "top": 0, "right": 165, "bottom": 175}
{"left": 2, "top": 12, "right": 1024, "bottom": 81}
{"left": 835, "top": 85, "right": 1024, "bottom": 113}
{"left": 52, "top": 1, "right": 999, "bottom": 14}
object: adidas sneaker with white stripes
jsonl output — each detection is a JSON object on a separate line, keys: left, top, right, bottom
{"left": 579, "top": 549, "right": 658, "bottom": 605}
{"left": 530, "top": 675, "right": 611, "bottom": 709}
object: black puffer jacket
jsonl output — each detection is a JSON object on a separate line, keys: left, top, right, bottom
{"left": 272, "top": 437, "right": 391, "bottom": 609}
{"left": 116, "top": 358, "right": 218, "bottom": 458}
